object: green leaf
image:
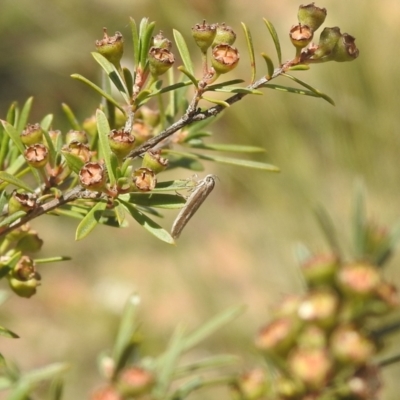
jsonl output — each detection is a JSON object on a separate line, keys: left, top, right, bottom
{"left": 206, "top": 79, "right": 245, "bottom": 91}
{"left": 177, "top": 66, "right": 198, "bottom": 87}
{"left": 61, "top": 151, "right": 85, "bottom": 175}
{"left": 282, "top": 73, "right": 335, "bottom": 105}
{"left": 187, "top": 142, "right": 266, "bottom": 153}
{"left": 71, "top": 74, "right": 126, "bottom": 114}
{"left": 122, "top": 193, "right": 186, "bottom": 209}
{"left": 47, "top": 377, "right": 64, "bottom": 400}
{"left": 1, "top": 120, "right": 26, "bottom": 156}
{"left": 173, "top": 29, "right": 195, "bottom": 76}
{"left": 165, "top": 152, "right": 205, "bottom": 171}
{"left": 6, "top": 101, "right": 17, "bottom": 125}
{"left": 147, "top": 80, "right": 193, "bottom": 98}
{"left": 34, "top": 256, "right": 71, "bottom": 264}
{"left": 241, "top": 22, "right": 256, "bottom": 82}
{"left": 22, "top": 363, "right": 69, "bottom": 385}
{"left": 91, "top": 53, "right": 130, "bottom": 104}
{"left": 154, "top": 325, "right": 186, "bottom": 399}
{"left": 75, "top": 201, "right": 108, "bottom": 240}
{"left": 352, "top": 181, "right": 366, "bottom": 258}
{"left": 314, "top": 205, "right": 342, "bottom": 255}
{"left": 112, "top": 293, "right": 141, "bottom": 373}
{"left": 96, "top": 109, "right": 116, "bottom": 185}
{"left": 0, "top": 211, "right": 27, "bottom": 228}
{"left": 123, "top": 68, "right": 134, "bottom": 98}
{"left": 153, "top": 179, "right": 197, "bottom": 192}
{"left": 130, "top": 18, "right": 140, "bottom": 68}
{"left": 40, "top": 114, "right": 54, "bottom": 131}
{"left": 261, "top": 52, "right": 275, "bottom": 78}
{"left": 61, "top": 103, "right": 81, "bottom": 131}
{"left": 0, "top": 172, "right": 33, "bottom": 192}
{"left": 262, "top": 84, "right": 335, "bottom": 105}
{"left": 263, "top": 18, "right": 282, "bottom": 65}
{"left": 287, "top": 64, "right": 310, "bottom": 71}
{"left": 212, "top": 87, "right": 263, "bottom": 95}
{"left": 183, "top": 131, "right": 212, "bottom": 142}
{"left": 16, "top": 97, "right": 33, "bottom": 133}
{"left": 119, "top": 199, "right": 175, "bottom": 244}
{"left": 0, "top": 325, "right": 19, "bottom": 339}
{"left": 201, "top": 96, "right": 230, "bottom": 108}
{"left": 182, "top": 305, "right": 246, "bottom": 351}
{"left": 139, "top": 20, "right": 156, "bottom": 69}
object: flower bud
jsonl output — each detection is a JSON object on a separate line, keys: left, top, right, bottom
{"left": 142, "top": 150, "right": 168, "bottom": 174}
{"left": 297, "top": 325, "right": 326, "bottom": 350}
{"left": 116, "top": 367, "right": 155, "bottom": 397}
{"left": 132, "top": 168, "right": 157, "bottom": 192}
{"left": 288, "top": 347, "right": 332, "bottom": 390}
{"left": 21, "top": 123, "right": 43, "bottom": 145}
{"left": 79, "top": 162, "right": 107, "bottom": 191}
{"left": 95, "top": 28, "right": 124, "bottom": 67}
{"left": 255, "top": 317, "right": 302, "bottom": 358}
{"left": 152, "top": 31, "right": 172, "bottom": 50}
{"left": 331, "top": 33, "right": 359, "bottom": 62}
{"left": 289, "top": 24, "right": 313, "bottom": 50}
{"left": 330, "top": 324, "right": 376, "bottom": 366}
{"left": 192, "top": 21, "right": 217, "bottom": 53}
{"left": 8, "top": 190, "right": 37, "bottom": 214}
{"left": 211, "top": 44, "right": 240, "bottom": 75}
{"left": 212, "top": 23, "right": 236, "bottom": 47}
{"left": 148, "top": 47, "right": 175, "bottom": 78}
{"left": 108, "top": 129, "right": 135, "bottom": 159}
{"left": 66, "top": 129, "right": 88, "bottom": 145}
{"left": 233, "top": 369, "right": 270, "bottom": 400}
{"left": 297, "top": 288, "right": 339, "bottom": 329}
{"left": 297, "top": 3, "right": 327, "bottom": 32}
{"left": 24, "top": 143, "right": 49, "bottom": 168}
{"left": 275, "top": 376, "right": 305, "bottom": 399}
{"left": 336, "top": 262, "right": 381, "bottom": 298}
{"left": 301, "top": 253, "right": 339, "bottom": 287}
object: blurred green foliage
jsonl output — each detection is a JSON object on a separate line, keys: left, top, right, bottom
{"left": 1, "top": 0, "right": 400, "bottom": 399}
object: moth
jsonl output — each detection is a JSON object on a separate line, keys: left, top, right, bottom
{"left": 171, "top": 174, "right": 216, "bottom": 239}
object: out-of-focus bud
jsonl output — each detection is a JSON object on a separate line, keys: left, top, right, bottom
{"left": 148, "top": 47, "right": 175, "bottom": 78}
{"left": 211, "top": 44, "right": 240, "bottom": 75}
{"left": 82, "top": 115, "right": 98, "bottom": 137}
{"left": 364, "top": 221, "right": 391, "bottom": 264}
{"left": 330, "top": 324, "right": 376, "bottom": 366}
{"left": 116, "top": 367, "right": 155, "bottom": 397}
{"left": 8, "top": 255, "right": 41, "bottom": 298}
{"left": 288, "top": 347, "right": 332, "bottom": 390}
{"left": 232, "top": 369, "right": 270, "bottom": 400}
{"left": 21, "top": 123, "right": 43, "bottom": 146}
{"left": 212, "top": 23, "right": 236, "bottom": 47}
{"left": 8, "top": 190, "right": 37, "bottom": 214}
{"left": 192, "top": 21, "right": 217, "bottom": 53}
{"left": 66, "top": 130, "right": 88, "bottom": 145}
{"left": 297, "top": 325, "right": 326, "bottom": 350}
{"left": 90, "top": 385, "right": 121, "bottom": 400}
{"left": 255, "top": 317, "right": 302, "bottom": 358}
{"left": 331, "top": 33, "right": 359, "bottom": 62}
{"left": 108, "top": 129, "right": 135, "bottom": 159}
{"left": 136, "top": 106, "right": 160, "bottom": 128}
{"left": 79, "top": 162, "right": 107, "bottom": 191}
{"left": 297, "top": 288, "right": 339, "bottom": 329}
{"left": 274, "top": 295, "right": 303, "bottom": 318}
{"left": 336, "top": 262, "right": 381, "bottom": 298}
{"left": 301, "top": 253, "right": 339, "bottom": 287}
{"left": 297, "top": 3, "right": 327, "bottom": 32}
{"left": 275, "top": 376, "right": 305, "bottom": 399}
{"left": 24, "top": 143, "right": 49, "bottom": 168}
{"left": 289, "top": 24, "right": 313, "bottom": 50}
{"left": 62, "top": 141, "right": 92, "bottom": 163}
{"left": 142, "top": 150, "right": 168, "bottom": 174}
{"left": 95, "top": 28, "right": 124, "bottom": 67}
{"left": 47, "top": 129, "right": 62, "bottom": 147}
{"left": 342, "top": 365, "right": 382, "bottom": 400}
{"left": 131, "top": 120, "right": 153, "bottom": 146}
{"left": 152, "top": 31, "right": 172, "bottom": 50}
{"left": 132, "top": 167, "right": 157, "bottom": 192}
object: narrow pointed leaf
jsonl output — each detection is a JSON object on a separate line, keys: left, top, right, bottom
{"left": 183, "top": 131, "right": 212, "bottom": 142}
{"left": 182, "top": 305, "right": 246, "bottom": 351}
{"left": 213, "top": 87, "right": 263, "bottom": 95}
{"left": 75, "top": 201, "right": 107, "bottom": 240}
{"left": 96, "top": 109, "right": 116, "bottom": 185}
{"left": 153, "top": 179, "right": 197, "bottom": 192}
{"left": 287, "top": 64, "right": 310, "bottom": 71}
{"left": 187, "top": 142, "right": 266, "bottom": 153}
{"left": 177, "top": 66, "right": 198, "bottom": 87}
{"left": 123, "top": 68, "right": 134, "bottom": 98}
{"left": 34, "top": 256, "right": 71, "bottom": 264}
{"left": 241, "top": 22, "right": 256, "bottom": 82}
{"left": 61, "top": 103, "right": 81, "bottom": 131}
{"left": 71, "top": 74, "right": 126, "bottom": 113}
{"left": 119, "top": 199, "right": 175, "bottom": 244}
{"left": 207, "top": 79, "right": 245, "bottom": 91}
{"left": 147, "top": 80, "right": 193, "bottom": 98}
{"left": 61, "top": 151, "right": 85, "bottom": 175}
{"left": 261, "top": 52, "right": 275, "bottom": 78}
{"left": 314, "top": 205, "right": 342, "bottom": 255}
{"left": 47, "top": 377, "right": 64, "bottom": 400}
{"left": 139, "top": 21, "right": 156, "bottom": 69}
{"left": 263, "top": 19, "right": 282, "bottom": 65}
{"left": 124, "top": 193, "right": 186, "bottom": 209}
{"left": 0, "top": 325, "right": 19, "bottom": 339}
{"left": 130, "top": 18, "right": 140, "bottom": 67}
{"left": 201, "top": 96, "right": 230, "bottom": 108}
{"left": 352, "top": 182, "right": 366, "bottom": 258}
{"left": 0, "top": 172, "right": 33, "bottom": 192}
{"left": 282, "top": 73, "right": 335, "bottom": 105}
{"left": 16, "top": 97, "right": 33, "bottom": 133}
{"left": 40, "top": 114, "right": 53, "bottom": 131}
{"left": 6, "top": 101, "right": 17, "bottom": 125}
{"left": 1, "top": 120, "right": 26, "bottom": 155}
{"left": 173, "top": 29, "right": 194, "bottom": 76}
{"left": 22, "top": 363, "right": 69, "bottom": 384}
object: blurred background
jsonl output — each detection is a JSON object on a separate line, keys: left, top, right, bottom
{"left": 1, "top": 0, "right": 400, "bottom": 398}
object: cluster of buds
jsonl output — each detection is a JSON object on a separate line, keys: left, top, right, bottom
{"left": 232, "top": 249, "right": 397, "bottom": 399}
{"left": 91, "top": 366, "right": 155, "bottom": 400}
{"left": 192, "top": 20, "right": 240, "bottom": 78}
{"left": 289, "top": 3, "right": 359, "bottom": 65}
